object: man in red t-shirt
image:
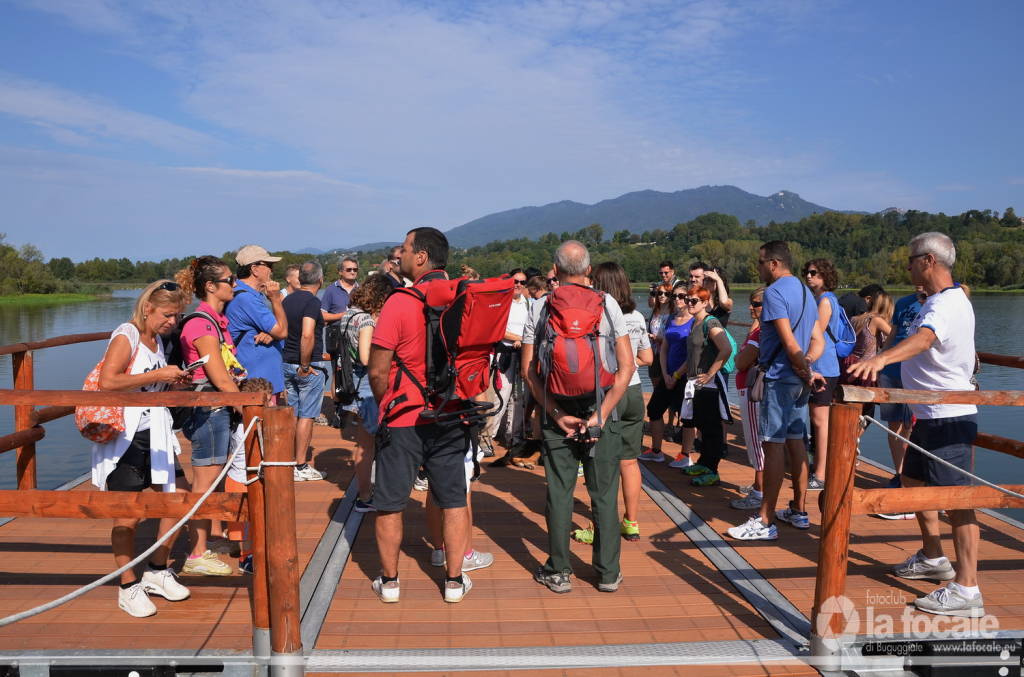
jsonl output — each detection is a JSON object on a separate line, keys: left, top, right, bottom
{"left": 368, "top": 227, "right": 473, "bottom": 604}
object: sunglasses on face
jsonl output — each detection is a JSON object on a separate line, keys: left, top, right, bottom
{"left": 750, "top": 301, "right": 763, "bottom": 308}
{"left": 673, "top": 293, "right": 687, "bottom": 300}
{"left": 214, "top": 275, "right": 237, "bottom": 286}
{"left": 547, "top": 278, "right": 557, "bottom": 284}
{"left": 907, "top": 253, "right": 929, "bottom": 264}
{"left": 256, "top": 261, "right": 274, "bottom": 270}
{"left": 343, "top": 267, "right": 359, "bottom": 273}
{"left": 684, "top": 297, "right": 701, "bottom": 305}
{"left": 513, "top": 279, "right": 526, "bottom": 286}
{"left": 805, "top": 269, "right": 820, "bottom": 277}
{"left": 650, "top": 290, "right": 668, "bottom": 297}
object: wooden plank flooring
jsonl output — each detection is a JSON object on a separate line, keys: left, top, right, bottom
{"left": 1, "top": 403, "right": 1022, "bottom": 675}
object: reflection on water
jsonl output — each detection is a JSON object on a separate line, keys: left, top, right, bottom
{"left": 1, "top": 290, "right": 1022, "bottom": 520}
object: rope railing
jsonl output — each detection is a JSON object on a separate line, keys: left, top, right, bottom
{"left": 0, "top": 415, "right": 262, "bottom": 628}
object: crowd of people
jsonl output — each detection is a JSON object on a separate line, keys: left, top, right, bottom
{"left": 89, "top": 228, "right": 984, "bottom": 622}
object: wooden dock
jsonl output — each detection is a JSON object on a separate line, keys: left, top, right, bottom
{"left": 2, "top": 410, "right": 1023, "bottom": 675}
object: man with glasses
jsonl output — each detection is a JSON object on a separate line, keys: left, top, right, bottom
{"left": 322, "top": 256, "right": 361, "bottom": 324}
{"left": 228, "top": 245, "right": 288, "bottom": 397}
{"left": 486, "top": 269, "right": 529, "bottom": 454}
{"left": 728, "top": 241, "right": 823, "bottom": 541}
{"left": 648, "top": 261, "right": 677, "bottom": 309}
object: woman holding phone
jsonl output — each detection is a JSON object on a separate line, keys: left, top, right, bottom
{"left": 91, "top": 280, "right": 191, "bottom": 617}
{"left": 174, "top": 256, "right": 246, "bottom": 577}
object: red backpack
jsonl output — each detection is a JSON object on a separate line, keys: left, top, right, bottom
{"left": 392, "top": 273, "right": 514, "bottom": 422}
{"left": 534, "top": 283, "right": 616, "bottom": 401}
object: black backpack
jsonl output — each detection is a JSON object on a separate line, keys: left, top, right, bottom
{"left": 334, "top": 310, "right": 368, "bottom": 405}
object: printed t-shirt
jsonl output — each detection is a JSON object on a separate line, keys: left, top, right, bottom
{"left": 226, "top": 279, "right": 285, "bottom": 393}
{"left": 282, "top": 289, "right": 325, "bottom": 364}
{"left": 881, "top": 293, "right": 924, "bottom": 380}
{"left": 372, "top": 270, "right": 455, "bottom": 427}
{"left": 110, "top": 323, "right": 168, "bottom": 431}
{"left": 321, "top": 281, "right": 355, "bottom": 323}
{"left": 662, "top": 317, "right": 693, "bottom": 376}
{"left": 341, "top": 306, "right": 376, "bottom": 363}
{"left": 810, "top": 291, "right": 841, "bottom": 378}
{"left": 759, "top": 275, "right": 817, "bottom": 382}
{"left": 622, "top": 310, "right": 652, "bottom": 387}
{"left": 179, "top": 301, "right": 234, "bottom": 384}
{"left": 735, "top": 327, "right": 761, "bottom": 390}
{"left": 686, "top": 315, "right": 725, "bottom": 384}
{"left": 901, "top": 286, "right": 977, "bottom": 420}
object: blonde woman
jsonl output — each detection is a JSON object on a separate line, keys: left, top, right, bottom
{"left": 92, "top": 280, "right": 191, "bottom": 617}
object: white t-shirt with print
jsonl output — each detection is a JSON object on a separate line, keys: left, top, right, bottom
{"left": 502, "top": 295, "right": 529, "bottom": 346}
{"left": 900, "top": 286, "right": 977, "bottom": 420}
{"left": 623, "top": 310, "right": 652, "bottom": 387}
{"left": 110, "top": 323, "right": 168, "bottom": 432}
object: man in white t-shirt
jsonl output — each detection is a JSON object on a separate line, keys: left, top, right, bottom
{"left": 849, "top": 232, "right": 981, "bottom": 618}
{"left": 486, "top": 269, "right": 529, "bottom": 449}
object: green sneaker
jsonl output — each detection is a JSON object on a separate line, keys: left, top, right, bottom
{"left": 620, "top": 518, "right": 640, "bottom": 542}
{"left": 691, "top": 472, "right": 720, "bottom": 487}
{"left": 571, "top": 527, "right": 594, "bottom": 545}
{"left": 682, "top": 464, "right": 712, "bottom": 476}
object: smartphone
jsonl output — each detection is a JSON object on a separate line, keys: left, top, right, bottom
{"left": 183, "top": 355, "right": 209, "bottom": 373}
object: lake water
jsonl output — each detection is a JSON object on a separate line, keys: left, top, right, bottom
{"left": 1, "top": 289, "right": 1022, "bottom": 520}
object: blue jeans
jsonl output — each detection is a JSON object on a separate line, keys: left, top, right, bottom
{"left": 282, "top": 362, "right": 329, "bottom": 419}
{"left": 759, "top": 378, "right": 810, "bottom": 443}
{"left": 183, "top": 406, "right": 232, "bottom": 467}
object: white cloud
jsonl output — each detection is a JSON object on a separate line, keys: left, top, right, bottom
{"left": 0, "top": 73, "right": 214, "bottom": 152}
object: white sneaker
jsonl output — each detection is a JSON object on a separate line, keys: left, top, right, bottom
{"left": 462, "top": 550, "right": 494, "bottom": 572}
{"left": 893, "top": 550, "right": 955, "bottom": 581}
{"left": 118, "top": 582, "right": 157, "bottom": 618}
{"left": 727, "top": 516, "right": 778, "bottom": 541}
{"left": 141, "top": 568, "right": 190, "bottom": 601}
{"left": 413, "top": 476, "right": 429, "bottom": 492}
{"left": 667, "top": 453, "right": 692, "bottom": 469}
{"left": 372, "top": 576, "right": 400, "bottom": 603}
{"left": 296, "top": 464, "right": 325, "bottom": 481}
{"left": 430, "top": 548, "right": 445, "bottom": 567}
{"left": 914, "top": 586, "right": 985, "bottom": 617}
{"left": 182, "top": 550, "right": 232, "bottom": 576}
{"left": 444, "top": 573, "right": 473, "bottom": 603}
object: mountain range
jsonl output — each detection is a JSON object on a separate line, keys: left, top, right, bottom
{"left": 338, "top": 185, "right": 840, "bottom": 252}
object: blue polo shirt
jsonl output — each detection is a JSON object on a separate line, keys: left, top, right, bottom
{"left": 321, "top": 281, "right": 355, "bottom": 323}
{"left": 226, "top": 279, "right": 285, "bottom": 392}
{"left": 759, "top": 275, "right": 818, "bottom": 382}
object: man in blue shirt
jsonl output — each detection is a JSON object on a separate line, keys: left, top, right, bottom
{"left": 227, "top": 244, "right": 288, "bottom": 395}
{"left": 728, "top": 240, "right": 824, "bottom": 541}
{"left": 321, "top": 257, "right": 360, "bottom": 324}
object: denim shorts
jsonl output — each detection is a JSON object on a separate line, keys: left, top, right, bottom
{"left": 903, "top": 415, "right": 977, "bottom": 487}
{"left": 340, "top": 370, "right": 379, "bottom": 435}
{"left": 282, "top": 362, "right": 329, "bottom": 420}
{"left": 759, "top": 378, "right": 810, "bottom": 443}
{"left": 183, "top": 406, "right": 232, "bottom": 467}
{"left": 878, "top": 372, "right": 913, "bottom": 423}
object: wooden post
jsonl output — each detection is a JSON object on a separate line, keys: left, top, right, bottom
{"left": 810, "top": 402, "right": 861, "bottom": 670}
{"left": 12, "top": 351, "right": 36, "bottom": 489}
{"left": 261, "top": 406, "right": 303, "bottom": 676}
{"left": 244, "top": 404, "right": 272, "bottom": 664}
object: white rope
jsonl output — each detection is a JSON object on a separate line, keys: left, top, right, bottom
{"left": 861, "top": 414, "right": 1024, "bottom": 501}
{"left": 0, "top": 415, "right": 262, "bottom": 628}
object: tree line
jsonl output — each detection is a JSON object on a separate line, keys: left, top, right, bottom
{"left": 2, "top": 206, "right": 1021, "bottom": 297}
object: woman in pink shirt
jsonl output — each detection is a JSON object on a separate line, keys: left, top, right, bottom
{"left": 174, "top": 256, "right": 243, "bottom": 577}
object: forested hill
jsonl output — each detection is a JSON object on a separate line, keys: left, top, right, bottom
{"left": 444, "top": 185, "right": 835, "bottom": 247}
{"left": 440, "top": 208, "right": 1024, "bottom": 290}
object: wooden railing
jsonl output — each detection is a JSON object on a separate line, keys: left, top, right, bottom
{"left": 0, "top": 333, "right": 302, "bottom": 673}
{"left": 810, "top": 366, "right": 1024, "bottom": 668}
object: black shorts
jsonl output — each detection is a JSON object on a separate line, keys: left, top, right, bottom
{"left": 373, "top": 423, "right": 470, "bottom": 511}
{"left": 106, "top": 429, "right": 153, "bottom": 492}
{"left": 903, "top": 415, "right": 977, "bottom": 487}
{"left": 646, "top": 379, "right": 685, "bottom": 419}
{"left": 809, "top": 375, "right": 840, "bottom": 406}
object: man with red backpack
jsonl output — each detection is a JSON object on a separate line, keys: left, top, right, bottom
{"left": 522, "top": 240, "right": 636, "bottom": 594}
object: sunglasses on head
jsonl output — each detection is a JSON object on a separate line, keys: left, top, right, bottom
{"left": 156, "top": 281, "right": 180, "bottom": 292}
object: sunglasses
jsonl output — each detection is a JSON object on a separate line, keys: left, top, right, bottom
{"left": 156, "top": 281, "right": 180, "bottom": 292}
{"left": 547, "top": 277, "right": 557, "bottom": 284}
{"left": 673, "top": 293, "right": 687, "bottom": 300}
{"left": 513, "top": 279, "right": 526, "bottom": 286}
{"left": 389, "top": 258, "right": 400, "bottom": 265}
{"left": 214, "top": 275, "right": 237, "bottom": 286}
{"left": 650, "top": 290, "right": 668, "bottom": 297}
{"left": 343, "top": 267, "right": 359, "bottom": 273}
{"left": 750, "top": 301, "right": 763, "bottom": 308}
{"left": 684, "top": 297, "right": 701, "bottom": 305}
{"left": 907, "top": 253, "right": 929, "bottom": 263}
{"left": 659, "top": 270, "right": 673, "bottom": 275}
{"left": 256, "top": 261, "right": 275, "bottom": 269}
{"left": 805, "top": 269, "right": 820, "bottom": 277}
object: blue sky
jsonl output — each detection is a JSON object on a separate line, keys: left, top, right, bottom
{"left": 0, "top": 0, "right": 1021, "bottom": 260}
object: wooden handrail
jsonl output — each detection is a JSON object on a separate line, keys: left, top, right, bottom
{"left": 839, "top": 385, "right": 1024, "bottom": 407}
{"left": 0, "top": 490, "right": 247, "bottom": 521}
{"left": 0, "top": 332, "right": 109, "bottom": 356}
{"left": 0, "top": 427, "right": 45, "bottom": 454}
{"left": 851, "top": 485, "right": 1024, "bottom": 514}
{"left": 0, "top": 389, "right": 267, "bottom": 407}
{"left": 975, "top": 432, "right": 1024, "bottom": 460}
{"left": 978, "top": 352, "right": 1024, "bottom": 370}
{"left": 29, "top": 405, "right": 75, "bottom": 426}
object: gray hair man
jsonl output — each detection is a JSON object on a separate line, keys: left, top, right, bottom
{"left": 521, "top": 240, "right": 636, "bottom": 594}
{"left": 848, "top": 232, "right": 982, "bottom": 617}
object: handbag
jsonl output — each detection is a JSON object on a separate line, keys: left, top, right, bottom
{"left": 76, "top": 327, "right": 140, "bottom": 443}
{"left": 748, "top": 285, "right": 810, "bottom": 404}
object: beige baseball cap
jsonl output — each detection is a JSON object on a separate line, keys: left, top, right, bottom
{"left": 235, "top": 244, "right": 283, "bottom": 266}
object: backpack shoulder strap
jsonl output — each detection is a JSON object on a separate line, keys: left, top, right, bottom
{"left": 183, "top": 310, "right": 225, "bottom": 344}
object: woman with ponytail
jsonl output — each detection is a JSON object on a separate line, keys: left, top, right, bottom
{"left": 174, "top": 256, "right": 244, "bottom": 577}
